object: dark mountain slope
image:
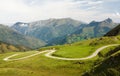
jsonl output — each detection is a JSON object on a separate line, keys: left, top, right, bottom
{"left": 83, "top": 46, "right": 120, "bottom": 76}
{"left": 105, "top": 24, "right": 120, "bottom": 36}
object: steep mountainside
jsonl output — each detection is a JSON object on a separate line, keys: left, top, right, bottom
{"left": 0, "top": 24, "right": 46, "bottom": 49}
{"left": 0, "top": 41, "right": 30, "bottom": 53}
{"left": 12, "top": 18, "right": 86, "bottom": 42}
{"left": 82, "top": 25, "right": 120, "bottom": 76}
{"left": 105, "top": 24, "right": 120, "bottom": 36}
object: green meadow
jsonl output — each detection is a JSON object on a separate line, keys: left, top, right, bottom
{"left": 0, "top": 36, "right": 120, "bottom": 76}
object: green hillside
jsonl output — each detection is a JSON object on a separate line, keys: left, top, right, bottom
{"left": 83, "top": 46, "right": 120, "bottom": 76}
{"left": 81, "top": 24, "right": 120, "bottom": 76}
{"left": 40, "top": 36, "right": 120, "bottom": 56}
{"left": 0, "top": 41, "right": 29, "bottom": 53}
{"left": 0, "top": 24, "right": 46, "bottom": 49}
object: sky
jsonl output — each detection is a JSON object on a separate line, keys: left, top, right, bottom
{"left": 0, "top": 0, "right": 120, "bottom": 25}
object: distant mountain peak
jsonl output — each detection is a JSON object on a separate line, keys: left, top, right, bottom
{"left": 90, "top": 20, "right": 97, "bottom": 23}
{"left": 15, "top": 22, "right": 25, "bottom": 24}
{"left": 14, "top": 22, "right": 28, "bottom": 27}
{"left": 104, "top": 18, "right": 113, "bottom": 23}
{"left": 89, "top": 20, "right": 98, "bottom": 26}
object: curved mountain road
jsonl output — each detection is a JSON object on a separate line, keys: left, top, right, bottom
{"left": 3, "top": 44, "right": 119, "bottom": 61}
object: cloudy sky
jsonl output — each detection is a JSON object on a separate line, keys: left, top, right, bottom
{"left": 0, "top": 0, "right": 120, "bottom": 25}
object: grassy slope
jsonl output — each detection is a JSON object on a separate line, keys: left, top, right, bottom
{"left": 0, "top": 41, "right": 30, "bottom": 53}
{"left": 41, "top": 36, "right": 120, "bottom": 58}
{"left": 53, "top": 45, "right": 95, "bottom": 58}
{"left": 83, "top": 45, "right": 120, "bottom": 76}
{"left": 0, "top": 36, "right": 120, "bottom": 76}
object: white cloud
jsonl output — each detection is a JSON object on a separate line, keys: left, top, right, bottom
{"left": 0, "top": 0, "right": 120, "bottom": 24}
{"left": 0, "top": 0, "right": 28, "bottom": 13}
{"left": 87, "top": 1, "right": 103, "bottom": 5}
{"left": 116, "top": 12, "right": 120, "bottom": 16}
{"left": 113, "top": 12, "right": 120, "bottom": 17}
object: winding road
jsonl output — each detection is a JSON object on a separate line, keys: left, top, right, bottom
{"left": 3, "top": 44, "right": 119, "bottom": 61}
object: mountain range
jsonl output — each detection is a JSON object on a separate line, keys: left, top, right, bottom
{"left": 12, "top": 18, "right": 85, "bottom": 42}
{"left": 64, "top": 18, "right": 118, "bottom": 44}
{"left": 0, "top": 18, "right": 118, "bottom": 49}
{"left": 12, "top": 18, "right": 118, "bottom": 46}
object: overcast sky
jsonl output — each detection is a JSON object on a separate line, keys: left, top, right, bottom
{"left": 0, "top": 0, "right": 120, "bottom": 25}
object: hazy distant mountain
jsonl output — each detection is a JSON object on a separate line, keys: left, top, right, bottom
{"left": 65, "top": 18, "right": 118, "bottom": 43}
{"left": 12, "top": 18, "right": 86, "bottom": 43}
{"left": 105, "top": 24, "right": 120, "bottom": 36}
{"left": 0, "top": 24, "right": 46, "bottom": 49}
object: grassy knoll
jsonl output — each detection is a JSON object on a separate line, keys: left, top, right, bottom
{"left": 53, "top": 45, "right": 97, "bottom": 58}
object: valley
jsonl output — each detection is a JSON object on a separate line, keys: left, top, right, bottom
{"left": 4, "top": 44, "right": 118, "bottom": 61}
{"left": 0, "top": 35, "right": 120, "bottom": 76}
{"left": 0, "top": 19, "right": 120, "bottom": 76}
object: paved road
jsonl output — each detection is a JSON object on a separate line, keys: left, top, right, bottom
{"left": 3, "top": 50, "right": 49, "bottom": 61}
{"left": 3, "top": 44, "right": 119, "bottom": 61}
